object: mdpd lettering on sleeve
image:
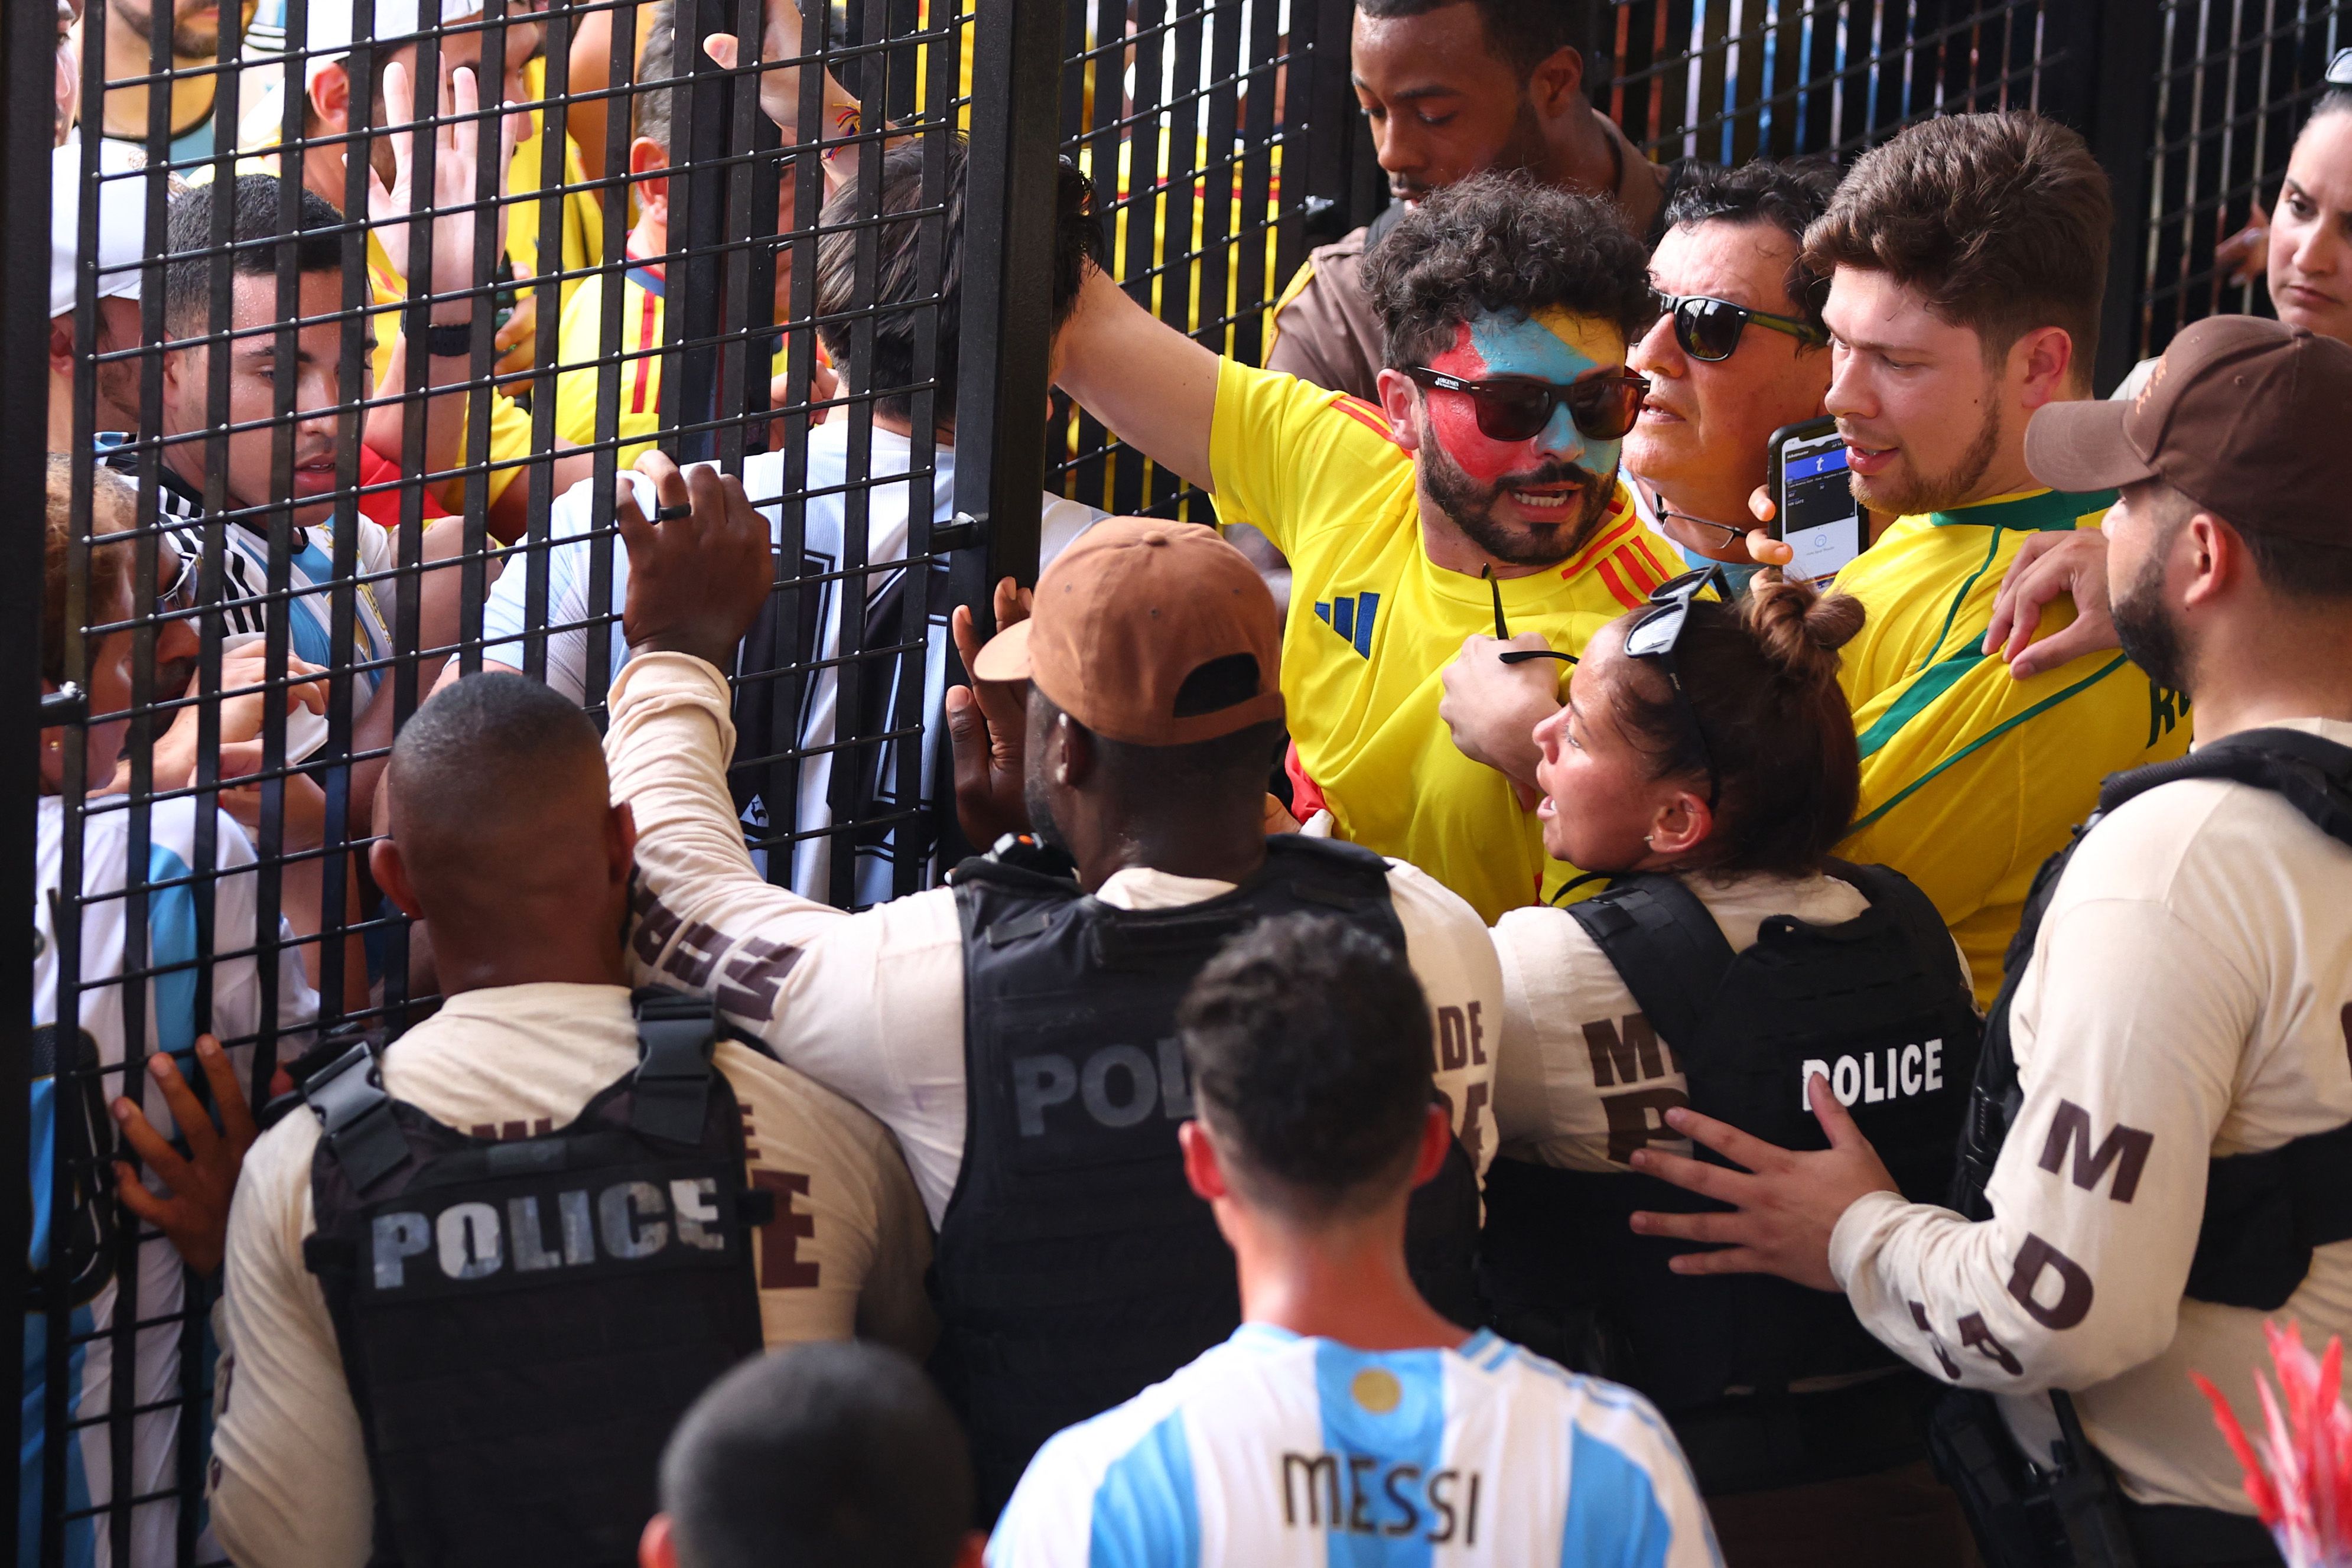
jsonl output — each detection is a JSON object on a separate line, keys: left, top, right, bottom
{"left": 359, "top": 1158, "right": 752, "bottom": 1302}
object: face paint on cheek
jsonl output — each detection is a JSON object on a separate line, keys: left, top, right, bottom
{"left": 1426, "top": 311, "right": 1629, "bottom": 484}
{"left": 1422, "top": 325, "right": 1523, "bottom": 484}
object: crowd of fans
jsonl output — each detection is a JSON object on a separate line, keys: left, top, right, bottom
{"left": 30, "top": 0, "right": 2352, "bottom": 1564}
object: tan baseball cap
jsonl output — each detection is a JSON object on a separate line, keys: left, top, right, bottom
{"left": 971, "top": 519, "right": 1286, "bottom": 746}
{"left": 2026, "top": 315, "right": 2352, "bottom": 543}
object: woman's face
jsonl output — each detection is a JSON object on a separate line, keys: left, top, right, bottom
{"left": 2270, "top": 112, "right": 2352, "bottom": 346}
{"left": 1531, "top": 620, "right": 1699, "bottom": 871}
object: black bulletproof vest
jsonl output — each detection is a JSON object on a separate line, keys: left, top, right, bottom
{"left": 932, "top": 835, "right": 1482, "bottom": 1517}
{"left": 1481, "top": 860, "right": 1982, "bottom": 1416}
{"left": 301, "top": 993, "right": 769, "bottom": 1568}
{"left": 1952, "top": 729, "right": 2352, "bottom": 1312}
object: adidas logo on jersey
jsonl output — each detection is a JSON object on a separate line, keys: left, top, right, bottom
{"left": 1312, "top": 592, "right": 1379, "bottom": 658}
{"left": 1798, "top": 1040, "right": 1947, "bottom": 1110}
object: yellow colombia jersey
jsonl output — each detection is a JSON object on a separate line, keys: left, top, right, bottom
{"left": 509, "top": 54, "right": 607, "bottom": 326}
{"left": 1833, "top": 487, "right": 2192, "bottom": 1005}
{"left": 1208, "top": 359, "right": 1683, "bottom": 925}
{"left": 553, "top": 252, "right": 667, "bottom": 466}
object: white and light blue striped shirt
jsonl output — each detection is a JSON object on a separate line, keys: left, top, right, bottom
{"left": 989, "top": 1324, "right": 1722, "bottom": 1568}
{"left": 25, "top": 796, "right": 317, "bottom": 1568}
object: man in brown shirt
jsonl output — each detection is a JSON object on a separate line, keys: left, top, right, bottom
{"left": 1267, "top": 0, "right": 1677, "bottom": 404}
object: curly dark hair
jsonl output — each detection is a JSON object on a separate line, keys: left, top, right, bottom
{"left": 1660, "top": 157, "right": 1844, "bottom": 340}
{"left": 1178, "top": 913, "right": 1433, "bottom": 1221}
{"left": 1364, "top": 173, "right": 1654, "bottom": 370}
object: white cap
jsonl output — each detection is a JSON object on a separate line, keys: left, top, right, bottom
{"left": 51, "top": 139, "right": 153, "bottom": 322}
{"left": 302, "top": 0, "right": 489, "bottom": 85}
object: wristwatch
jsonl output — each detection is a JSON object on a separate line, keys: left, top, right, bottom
{"left": 409, "top": 310, "right": 474, "bottom": 359}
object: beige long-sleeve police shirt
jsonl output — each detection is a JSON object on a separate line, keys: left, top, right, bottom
{"left": 209, "top": 981, "right": 935, "bottom": 1568}
{"left": 1830, "top": 718, "right": 2352, "bottom": 1512}
{"left": 600, "top": 650, "right": 1505, "bottom": 1227}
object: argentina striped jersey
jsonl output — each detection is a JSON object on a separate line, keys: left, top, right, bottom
{"left": 25, "top": 796, "right": 316, "bottom": 1567}
{"left": 988, "top": 1325, "right": 1722, "bottom": 1568}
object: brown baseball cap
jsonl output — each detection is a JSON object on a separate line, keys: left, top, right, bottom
{"left": 2025, "top": 315, "right": 2352, "bottom": 543}
{"left": 970, "top": 519, "right": 1286, "bottom": 746}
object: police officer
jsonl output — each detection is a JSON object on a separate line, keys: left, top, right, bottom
{"left": 603, "top": 456, "right": 1504, "bottom": 1517}
{"left": 1479, "top": 568, "right": 1980, "bottom": 1566}
{"left": 1627, "top": 316, "right": 2352, "bottom": 1568}
{"left": 210, "top": 666, "right": 936, "bottom": 1568}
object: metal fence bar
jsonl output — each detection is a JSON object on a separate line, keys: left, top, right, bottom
{"left": 9, "top": 0, "right": 2350, "bottom": 1553}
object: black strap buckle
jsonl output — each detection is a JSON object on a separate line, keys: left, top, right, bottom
{"left": 302, "top": 1040, "right": 409, "bottom": 1193}
{"left": 632, "top": 991, "right": 720, "bottom": 1143}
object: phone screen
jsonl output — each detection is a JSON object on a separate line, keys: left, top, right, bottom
{"left": 1778, "top": 429, "right": 1861, "bottom": 583}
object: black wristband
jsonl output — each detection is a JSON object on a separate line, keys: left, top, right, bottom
{"left": 412, "top": 314, "right": 473, "bottom": 358}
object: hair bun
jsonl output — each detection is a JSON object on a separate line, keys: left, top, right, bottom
{"left": 1743, "top": 574, "right": 1865, "bottom": 685}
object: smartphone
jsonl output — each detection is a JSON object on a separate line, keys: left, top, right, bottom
{"left": 1768, "top": 417, "right": 1866, "bottom": 585}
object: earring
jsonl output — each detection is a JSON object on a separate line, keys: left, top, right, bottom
{"left": 1642, "top": 834, "right": 1655, "bottom": 847}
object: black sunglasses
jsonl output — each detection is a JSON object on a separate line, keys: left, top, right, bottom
{"left": 1651, "top": 290, "right": 1827, "bottom": 363}
{"left": 1407, "top": 366, "right": 1649, "bottom": 444}
{"left": 1623, "top": 565, "right": 1730, "bottom": 808}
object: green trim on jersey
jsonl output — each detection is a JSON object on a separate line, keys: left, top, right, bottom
{"left": 1857, "top": 487, "right": 2119, "bottom": 760}
{"left": 1845, "top": 653, "right": 2137, "bottom": 838}
{"left": 1925, "top": 487, "right": 2117, "bottom": 533}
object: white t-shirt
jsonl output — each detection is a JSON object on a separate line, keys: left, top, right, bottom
{"left": 478, "top": 424, "right": 1102, "bottom": 906}
{"left": 988, "top": 1323, "right": 1722, "bottom": 1567}
{"left": 1829, "top": 717, "right": 2352, "bottom": 1514}
{"left": 601, "top": 650, "right": 1506, "bottom": 1227}
{"left": 1491, "top": 870, "right": 1968, "bottom": 1172}
{"left": 30, "top": 794, "right": 318, "bottom": 1568}
{"left": 208, "top": 981, "right": 935, "bottom": 1568}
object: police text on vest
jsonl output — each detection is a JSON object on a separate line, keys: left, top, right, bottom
{"left": 1799, "top": 1040, "right": 1943, "bottom": 1110}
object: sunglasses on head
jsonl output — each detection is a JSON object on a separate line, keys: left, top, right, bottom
{"left": 1651, "top": 290, "right": 1827, "bottom": 363}
{"left": 1622, "top": 564, "right": 1730, "bottom": 808}
{"left": 1406, "top": 366, "right": 1650, "bottom": 444}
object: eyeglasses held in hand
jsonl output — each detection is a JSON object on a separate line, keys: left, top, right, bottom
{"left": 1406, "top": 366, "right": 1650, "bottom": 444}
{"left": 1622, "top": 564, "right": 1731, "bottom": 808}
{"left": 1651, "top": 290, "right": 1827, "bottom": 363}
{"left": 1485, "top": 563, "right": 1580, "bottom": 666}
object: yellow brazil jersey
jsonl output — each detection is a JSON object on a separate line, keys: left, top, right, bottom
{"left": 553, "top": 253, "right": 666, "bottom": 466}
{"left": 1833, "top": 487, "right": 2192, "bottom": 1005}
{"left": 1208, "top": 359, "right": 1683, "bottom": 925}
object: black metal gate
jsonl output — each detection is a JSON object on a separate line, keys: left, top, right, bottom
{"left": 2, "top": 0, "right": 2345, "bottom": 1559}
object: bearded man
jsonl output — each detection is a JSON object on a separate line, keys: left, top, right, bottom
{"left": 1050, "top": 173, "right": 1673, "bottom": 921}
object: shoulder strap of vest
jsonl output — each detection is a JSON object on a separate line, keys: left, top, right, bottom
{"left": 2097, "top": 727, "right": 2352, "bottom": 847}
{"left": 630, "top": 989, "right": 721, "bottom": 1144}
{"left": 1564, "top": 874, "right": 1737, "bottom": 1063}
{"left": 1261, "top": 834, "right": 1392, "bottom": 905}
{"left": 1826, "top": 859, "right": 1972, "bottom": 1004}
{"left": 300, "top": 1039, "right": 409, "bottom": 1194}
